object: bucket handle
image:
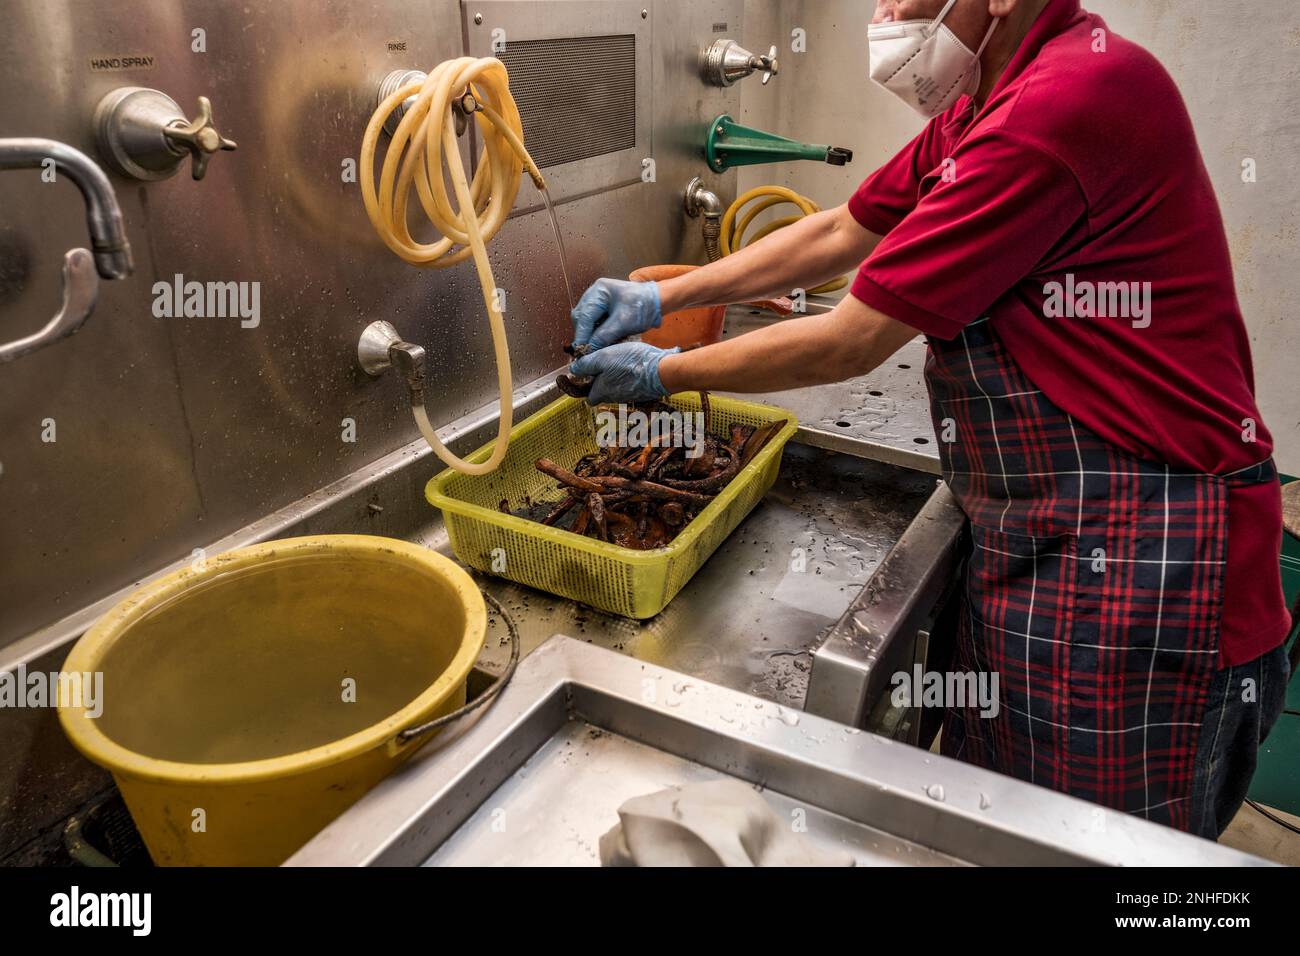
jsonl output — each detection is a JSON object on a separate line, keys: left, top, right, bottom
{"left": 388, "top": 589, "right": 521, "bottom": 755}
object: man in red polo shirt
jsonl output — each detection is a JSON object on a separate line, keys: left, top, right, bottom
{"left": 567, "top": 0, "right": 1291, "bottom": 837}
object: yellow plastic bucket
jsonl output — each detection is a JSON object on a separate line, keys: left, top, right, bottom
{"left": 57, "top": 535, "right": 485, "bottom": 866}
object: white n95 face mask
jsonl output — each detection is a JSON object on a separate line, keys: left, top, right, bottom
{"left": 869, "top": 0, "right": 999, "bottom": 118}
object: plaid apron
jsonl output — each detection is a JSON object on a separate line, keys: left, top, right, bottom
{"left": 930, "top": 319, "right": 1277, "bottom": 831}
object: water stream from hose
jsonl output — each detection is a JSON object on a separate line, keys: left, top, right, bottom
{"left": 539, "top": 184, "right": 601, "bottom": 443}
{"left": 539, "top": 185, "right": 575, "bottom": 312}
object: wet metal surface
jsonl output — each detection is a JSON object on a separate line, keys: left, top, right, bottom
{"left": 289, "top": 636, "right": 1269, "bottom": 868}
{"left": 0, "top": 0, "right": 749, "bottom": 650}
{"left": 423, "top": 720, "right": 964, "bottom": 867}
{"left": 0, "top": 369, "right": 939, "bottom": 860}
{"left": 807, "top": 483, "right": 968, "bottom": 730}
{"left": 407, "top": 442, "right": 937, "bottom": 709}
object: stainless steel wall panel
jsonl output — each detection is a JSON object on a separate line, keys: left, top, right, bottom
{"left": 0, "top": 0, "right": 745, "bottom": 649}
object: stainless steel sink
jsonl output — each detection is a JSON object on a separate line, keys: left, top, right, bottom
{"left": 4, "top": 300, "right": 1269, "bottom": 868}
{"left": 0, "top": 298, "right": 966, "bottom": 861}
{"left": 287, "top": 635, "right": 1268, "bottom": 868}
{"left": 5, "top": 302, "right": 954, "bottom": 722}
{"left": 433, "top": 441, "right": 938, "bottom": 710}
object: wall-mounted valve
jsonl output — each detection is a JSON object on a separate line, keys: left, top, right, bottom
{"left": 704, "top": 114, "right": 852, "bottom": 173}
{"left": 702, "top": 39, "right": 778, "bottom": 86}
{"left": 683, "top": 176, "right": 725, "bottom": 262}
{"left": 377, "top": 70, "right": 428, "bottom": 136}
{"left": 94, "top": 87, "right": 237, "bottom": 181}
{"left": 377, "top": 69, "right": 481, "bottom": 138}
{"left": 358, "top": 320, "right": 427, "bottom": 404}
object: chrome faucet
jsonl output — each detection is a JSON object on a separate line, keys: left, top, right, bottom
{"left": 0, "top": 139, "right": 132, "bottom": 278}
{"left": 0, "top": 138, "right": 133, "bottom": 362}
{"left": 683, "top": 176, "right": 725, "bottom": 262}
{"left": 357, "top": 319, "right": 428, "bottom": 405}
{"left": 701, "top": 39, "right": 779, "bottom": 87}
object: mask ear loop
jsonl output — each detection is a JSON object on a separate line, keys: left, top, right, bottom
{"left": 957, "top": 18, "right": 1001, "bottom": 100}
{"left": 972, "top": 15, "right": 1001, "bottom": 59}
{"left": 923, "top": 0, "right": 963, "bottom": 38}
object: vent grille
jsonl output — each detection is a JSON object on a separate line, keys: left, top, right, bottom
{"left": 498, "top": 35, "right": 636, "bottom": 169}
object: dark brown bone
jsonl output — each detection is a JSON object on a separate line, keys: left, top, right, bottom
{"left": 585, "top": 475, "right": 714, "bottom": 505}
{"left": 739, "top": 420, "right": 784, "bottom": 468}
{"left": 535, "top": 458, "right": 603, "bottom": 494}
{"left": 531, "top": 396, "right": 781, "bottom": 550}
{"left": 541, "top": 495, "right": 579, "bottom": 526}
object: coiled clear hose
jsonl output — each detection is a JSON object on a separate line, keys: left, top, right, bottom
{"left": 360, "top": 56, "right": 546, "bottom": 475}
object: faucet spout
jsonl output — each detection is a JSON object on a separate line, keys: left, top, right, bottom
{"left": 684, "top": 176, "right": 725, "bottom": 262}
{"left": 0, "top": 138, "right": 134, "bottom": 279}
{"left": 387, "top": 339, "right": 427, "bottom": 406}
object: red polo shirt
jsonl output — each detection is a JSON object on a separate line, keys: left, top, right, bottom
{"left": 848, "top": 0, "right": 1288, "bottom": 665}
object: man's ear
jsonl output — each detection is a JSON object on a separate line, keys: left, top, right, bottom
{"left": 988, "top": 0, "right": 1018, "bottom": 16}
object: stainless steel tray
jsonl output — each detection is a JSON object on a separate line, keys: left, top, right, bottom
{"left": 286, "top": 636, "right": 1269, "bottom": 867}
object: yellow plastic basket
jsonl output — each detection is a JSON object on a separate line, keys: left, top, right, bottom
{"left": 426, "top": 393, "right": 798, "bottom": 618}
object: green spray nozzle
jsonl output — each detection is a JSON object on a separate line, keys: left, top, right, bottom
{"left": 703, "top": 114, "right": 853, "bottom": 173}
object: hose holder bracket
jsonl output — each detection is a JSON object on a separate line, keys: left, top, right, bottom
{"left": 703, "top": 114, "right": 853, "bottom": 173}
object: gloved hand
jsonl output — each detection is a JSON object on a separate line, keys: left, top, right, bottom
{"left": 571, "top": 278, "right": 662, "bottom": 352}
{"left": 569, "top": 342, "right": 679, "bottom": 405}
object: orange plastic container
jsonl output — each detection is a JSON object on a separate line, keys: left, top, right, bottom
{"left": 629, "top": 264, "right": 726, "bottom": 351}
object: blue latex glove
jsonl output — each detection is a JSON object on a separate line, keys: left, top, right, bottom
{"left": 570, "top": 278, "right": 663, "bottom": 352}
{"left": 569, "top": 342, "right": 680, "bottom": 405}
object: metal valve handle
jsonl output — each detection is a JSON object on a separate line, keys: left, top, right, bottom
{"left": 703, "top": 38, "right": 780, "bottom": 87}
{"left": 94, "top": 87, "right": 237, "bottom": 181}
{"left": 163, "top": 97, "right": 238, "bottom": 180}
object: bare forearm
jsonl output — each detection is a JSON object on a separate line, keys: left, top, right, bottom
{"left": 658, "top": 294, "right": 919, "bottom": 394}
{"left": 658, "top": 204, "right": 881, "bottom": 313}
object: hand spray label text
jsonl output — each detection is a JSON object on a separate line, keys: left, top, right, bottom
{"left": 89, "top": 54, "right": 156, "bottom": 72}
{"left": 152, "top": 274, "right": 261, "bottom": 328}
